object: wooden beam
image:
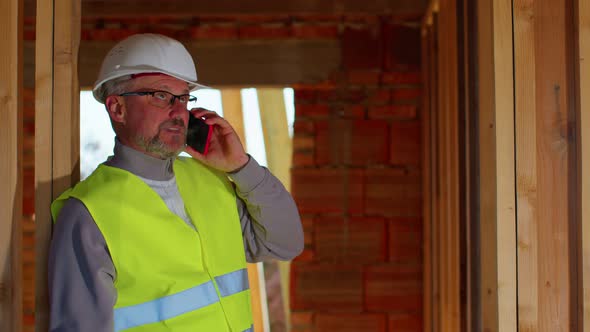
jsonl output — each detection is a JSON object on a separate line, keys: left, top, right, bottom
{"left": 513, "top": 0, "right": 539, "bottom": 330}
{"left": 221, "top": 89, "right": 247, "bottom": 144}
{"left": 25, "top": 0, "right": 428, "bottom": 18}
{"left": 420, "top": 17, "right": 434, "bottom": 332}
{"left": 477, "top": 0, "right": 517, "bottom": 331}
{"left": 0, "top": 0, "right": 23, "bottom": 330}
{"left": 35, "top": 0, "right": 81, "bottom": 331}
{"left": 578, "top": 0, "right": 590, "bottom": 329}
{"left": 219, "top": 89, "right": 266, "bottom": 332}
{"left": 257, "top": 88, "right": 292, "bottom": 331}
{"left": 25, "top": 39, "right": 340, "bottom": 89}
{"left": 257, "top": 88, "right": 292, "bottom": 188}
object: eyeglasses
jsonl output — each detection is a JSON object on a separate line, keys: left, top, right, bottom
{"left": 119, "top": 90, "right": 197, "bottom": 109}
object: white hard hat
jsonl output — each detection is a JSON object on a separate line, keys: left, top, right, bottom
{"left": 92, "top": 33, "right": 207, "bottom": 103}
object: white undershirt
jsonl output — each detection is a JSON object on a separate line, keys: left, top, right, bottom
{"left": 137, "top": 175, "right": 196, "bottom": 230}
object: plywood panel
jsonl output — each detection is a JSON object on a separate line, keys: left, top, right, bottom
{"left": 513, "top": 0, "right": 539, "bottom": 330}
{"left": 0, "top": 0, "right": 23, "bottom": 330}
{"left": 578, "top": 0, "right": 590, "bottom": 329}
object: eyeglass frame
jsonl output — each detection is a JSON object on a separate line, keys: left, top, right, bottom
{"left": 118, "top": 90, "right": 197, "bottom": 109}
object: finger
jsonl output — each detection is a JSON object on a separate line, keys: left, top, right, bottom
{"left": 184, "top": 145, "right": 207, "bottom": 161}
{"left": 191, "top": 109, "right": 219, "bottom": 119}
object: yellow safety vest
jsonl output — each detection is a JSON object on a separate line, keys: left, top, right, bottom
{"left": 51, "top": 157, "right": 253, "bottom": 332}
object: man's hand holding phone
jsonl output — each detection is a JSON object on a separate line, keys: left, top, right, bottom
{"left": 185, "top": 108, "right": 249, "bottom": 173}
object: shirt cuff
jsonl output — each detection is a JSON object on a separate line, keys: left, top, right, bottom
{"left": 227, "top": 155, "right": 267, "bottom": 193}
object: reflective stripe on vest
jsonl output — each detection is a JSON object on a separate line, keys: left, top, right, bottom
{"left": 215, "top": 268, "right": 249, "bottom": 297}
{"left": 114, "top": 268, "right": 250, "bottom": 331}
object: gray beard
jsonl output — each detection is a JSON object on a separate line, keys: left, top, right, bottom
{"left": 135, "top": 131, "right": 185, "bottom": 159}
{"left": 135, "top": 118, "right": 186, "bottom": 159}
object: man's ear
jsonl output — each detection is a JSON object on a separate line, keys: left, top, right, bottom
{"left": 105, "top": 95, "right": 126, "bottom": 124}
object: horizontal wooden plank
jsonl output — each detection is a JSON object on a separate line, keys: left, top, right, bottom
{"left": 25, "top": 39, "right": 340, "bottom": 88}
{"left": 25, "top": 0, "right": 427, "bottom": 18}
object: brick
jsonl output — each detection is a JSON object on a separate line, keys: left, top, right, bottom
{"left": 291, "top": 168, "right": 364, "bottom": 214}
{"left": 315, "top": 216, "right": 387, "bottom": 263}
{"left": 293, "top": 135, "right": 315, "bottom": 151}
{"left": 364, "top": 264, "right": 422, "bottom": 311}
{"left": 295, "top": 104, "right": 331, "bottom": 118}
{"left": 294, "top": 89, "right": 318, "bottom": 103}
{"left": 339, "top": 105, "right": 365, "bottom": 119}
{"left": 389, "top": 218, "right": 422, "bottom": 262}
{"left": 392, "top": 88, "right": 422, "bottom": 101}
{"left": 316, "top": 313, "right": 387, "bottom": 332}
{"left": 291, "top": 311, "right": 314, "bottom": 332}
{"left": 389, "top": 312, "right": 422, "bottom": 332}
{"left": 342, "top": 27, "right": 382, "bottom": 69}
{"left": 316, "top": 88, "right": 338, "bottom": 102}
{"left": 291, "top": 264, "right": 363, "bottom": 311}
{"left": 365, "top": 168, "right": 421, "bottom": 217}
{"left": 301, "top": 217, "right": 314, "bottom": 248}
{"left": 348, "top": 70, "right": 380, "bottom": 85}
{"left": 383, "top": 24, "right": 421, "bottom": 70}
{"left": 189, "top": 25, "right": 238, "bottom": 39}
{"left": 390, "top": 120, "right": 421, "bottom": 166}
{"left": 293, "top": 151, "right": 315, "bottom": 167}
{"left": 381, "top": 72, "right": 422, "bottom": 85}
{"left": 369, "top": 105, "right": 417, "bottom": 120}
{"left": 292, "top": 24, "right": 339, "bottom": 39}
{"left": 294, "top": 249, "right": 315, "bottom": 262}
{"left": 316, "top": 120, "right": 388, "bottom": 166}
{"left": 369, "top": 89, "right": 392, "bottom": 105}
{"left": 238, "top": 25, "right": 291, "bottom": 39}
{"left": 293, "top": 120, "right": 315, "bottom": 135}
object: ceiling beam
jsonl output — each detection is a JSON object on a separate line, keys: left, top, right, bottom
{"left": 25, "top": 0, "right": 427, "bottom": 19}
{"left": 25, "top": 39, "right": 340, "bottom": 88}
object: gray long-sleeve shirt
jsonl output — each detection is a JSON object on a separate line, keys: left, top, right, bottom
{"left": 48, "top": 140, "right": 303, "bottom": 332}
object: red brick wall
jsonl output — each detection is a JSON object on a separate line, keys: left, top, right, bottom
{"left": 22, "top": 13, "right": 422, "bottom": 332}
{"left": 289, "top": 21, "right": 423, "bottom": 332}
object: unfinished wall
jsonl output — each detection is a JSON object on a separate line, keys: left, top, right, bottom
{"left": 22, "top": 12, "right": 423, "bottom": 332}
{"left": 289, "top": 20, "right": 423, "bottom": 332}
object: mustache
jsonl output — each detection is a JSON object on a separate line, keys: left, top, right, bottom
{"left": 159, "top": 118, "right": 186, "bottom": 132}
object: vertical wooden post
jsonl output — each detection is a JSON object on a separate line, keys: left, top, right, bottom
{"left": 35, "top": 0, "right": 80, "bottom": 330}
{"left": 577, "top": 0, "right": 590, "bottom": 329}
{"left": 220, "top": 88, "right": 267, "bottom": 332}
{"left": 257, "top": 88, "right": 292, "bottom": 331}
{"left": 221, "top": 89, "right": 247, "bottom": 144}
{"left": 420, "top": 13, "right": 433, "bottom": 332}
{"left": 476, "top": 0, "right": 517, "bottom": 331}
{"left": 0, "top": 0, "right": 23, "bottom": 330}
{"left": 513, "top": 0, "right": 539, "bottom": 330}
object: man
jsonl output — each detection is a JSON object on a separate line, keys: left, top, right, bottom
{"left": 48, "top": 33, "right": 303, "bottom": 332}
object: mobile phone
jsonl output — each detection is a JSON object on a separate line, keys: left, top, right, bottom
{"left": 186, "top": 114, "right": 212, "bottom": 155}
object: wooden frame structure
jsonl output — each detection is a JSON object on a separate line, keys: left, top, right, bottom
{"left": 422, "top": 0, "right": 590, "bottom": 330}
{"left": 0, "top": 0, "right": 23, "bottom": 330}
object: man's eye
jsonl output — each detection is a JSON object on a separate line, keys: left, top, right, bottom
{"left": 178, "top": 95, "right": 189, "bottom": 103}
{"left": 153, "top": 92, "right": 168, "bottom": 101}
